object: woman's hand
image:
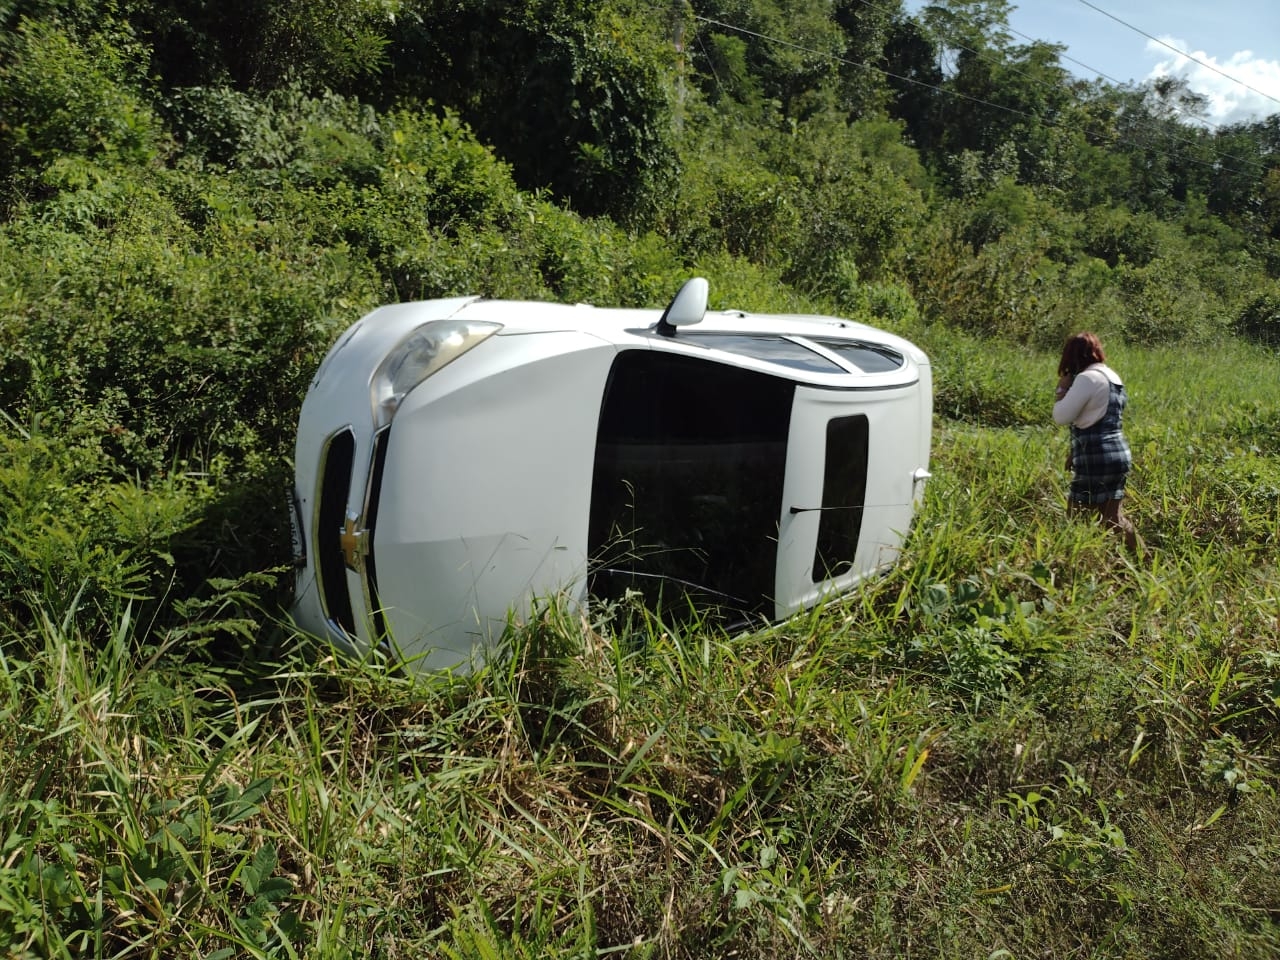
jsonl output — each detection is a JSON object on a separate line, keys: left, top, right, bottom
{"left": 1054, "top": 373, "right": 1073, "bottom": 401}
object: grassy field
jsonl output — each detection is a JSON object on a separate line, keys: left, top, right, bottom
{"left": 2, "top": 334, "right": 1278, "bottom": 958}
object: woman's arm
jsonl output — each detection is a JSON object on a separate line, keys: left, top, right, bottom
{"left": 1053, "top": 371, "right": 1096, "bottom": 425}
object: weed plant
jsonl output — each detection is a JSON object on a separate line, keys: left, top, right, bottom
{"left": 2, "top": 333, "right": 1278, "bottom": 958}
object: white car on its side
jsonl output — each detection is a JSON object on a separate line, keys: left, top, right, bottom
{"left": 289, "top": 278, "right": 932, "bottom": 672}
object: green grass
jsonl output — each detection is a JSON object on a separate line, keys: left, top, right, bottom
{"left": 2, "top": 334, "right": 1278, "bottom": 958}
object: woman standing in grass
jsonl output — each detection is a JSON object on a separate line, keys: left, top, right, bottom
{"left": 1053, "top": 332, "right": 1139, "bottom": 551}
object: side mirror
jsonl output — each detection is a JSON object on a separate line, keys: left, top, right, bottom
{"left": 655, "top": 277, "right": 708, "bottom": 337}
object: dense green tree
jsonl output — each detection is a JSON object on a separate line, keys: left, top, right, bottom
{"left": 1205, "top": 116, "right": 1280, "bottom": 260}
{"left": 915, "top": 0, "right": 1013, "bottom": 67}
{"left": 116, "top": 0, "right": 399, "bottom": 91}
{"left": 0, "top": 0, "right": 114, "bottom": 48}
{"left": 886, "top": 1, "right": 1083, "bottom": 195}
{"left": 882, "top": 13, "right": 946, "bottom": 155}
{"left": 687, "top": 0, "right": 847, "bottom": 120}
{"left": 380, "top": 0, "right": 678, "bottom": 224}
{"left": 1, "top": 0, "right": 1276, "bottom": 364}
{"left": 1104, "top": 77, "right": 1217, "bottom": 215}
{"left": 829, "top": 0, "right": 904, "bottom": 118}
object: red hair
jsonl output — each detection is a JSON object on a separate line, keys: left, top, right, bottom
{"left": 1058, "top": 332, "right": 1106, "bottom": 378}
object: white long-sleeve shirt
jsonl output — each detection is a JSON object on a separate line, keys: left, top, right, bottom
{"left": 1053, "top": 363, "right": 1123, "bottom": 429}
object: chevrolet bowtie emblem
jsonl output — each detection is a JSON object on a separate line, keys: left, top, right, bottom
{"left": 340, "top": 515, "right": 367, "bottom": 572}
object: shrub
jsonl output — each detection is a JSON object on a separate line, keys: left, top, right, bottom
{"left": 1080, "top": 206, "right": 1165, "bottom": 268}
{"left": 165, "top": 85, "right": 383, "bottom": 187}
{"left": 908, "top": 215, "right": 1066, "bottom": 347}
{"left": 0, "top": 425, "right": 210, "bottom": 636}
{"left": 916, "top": 324, "right": 1046, "bottom": 427}
{"left": 1234, "top": 287, "right": 1280, "bottom": 348}
{"left": 0, "top": 19, "right": 163, "bottom": 201}
{"left": 1116, "top": 255, "right": 1226, "bottom": 345}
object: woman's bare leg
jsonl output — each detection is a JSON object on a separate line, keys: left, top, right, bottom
{"left": 1101, "top": 498, "right": 1139, "bottom": 553}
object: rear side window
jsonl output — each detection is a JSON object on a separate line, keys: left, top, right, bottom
{"left": 813, "top": 415, "right": 869, "bottom": 582}
{"left": 808, "top": 338, "right": 904, "bottom": 373}
{"left": 589, "top": 350, "right": 794, "bottom": 620}
{"left": 680, "top": 333, "right": 845, "bottom": 373}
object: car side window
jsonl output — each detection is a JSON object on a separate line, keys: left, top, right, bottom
{"left": 680, "top": 333, "right": 845, "bottom": 373}
{"left": 807, "top": 338, "right": 904, "bottom": 373}
{"left": 812, "top": 414, "right": 869, "bottom": 582}
{"left": 588, "top": 349, "right": 795, "bottom": 620}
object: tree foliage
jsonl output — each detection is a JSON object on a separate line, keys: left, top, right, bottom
{"left": 379, "top": 0, "right": 679, "bottom": 223}
{"left": 0, "top": 17, "right": 164, "bottom": 204}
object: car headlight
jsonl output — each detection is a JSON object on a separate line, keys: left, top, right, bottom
{"left": 370, "top": 319, "right": 502, "bottom": 426}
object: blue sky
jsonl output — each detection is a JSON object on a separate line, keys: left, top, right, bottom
{"left": 903, "top": 0, "right": 1280, "bottom": 125}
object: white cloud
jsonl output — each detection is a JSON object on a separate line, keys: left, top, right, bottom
{"left": 1146, "top": 35, "right": 1280, "bottom": 126}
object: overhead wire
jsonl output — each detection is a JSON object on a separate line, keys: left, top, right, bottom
{"left": 693, "top": 14, "right": 1063, "bottom": 126}
{"left": 980, "top": 4, "right": 1237, "bottom": 133}
{"left": 865, "top": 0, "right": 1268, "bottom": 172}
{"left": 687, "top": 6, "right": 1269, "bottom": 180}
{"left": 1075, "top": 0, "right": 1280, "bottom": 111}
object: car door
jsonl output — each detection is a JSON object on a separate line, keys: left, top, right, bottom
{"left": 774, "top": 380, "right": 928, "bottom": 617}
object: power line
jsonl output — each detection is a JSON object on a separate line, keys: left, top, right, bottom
{"left": 690, "top": 10, "right": 1266, "bottom": 180}
{"left": 1075, "top": 0, "right": 1280, "bottom": 111}
{"left": 897, "top": 0, "right": 1278, "bottom": 133}
{"left": 693, "top": 14, "right": 1040, "bottom": 123}
{"left": 881, "top": 0, "right": 1264, "bottom": 170}
{"left": 887, "top": 0, "right": 1243, "bottom": 137}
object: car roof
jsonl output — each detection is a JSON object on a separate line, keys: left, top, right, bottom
{"left": 449, "top": 297, "right": 928, "bottom": 365}
{"left": 345, "top": 290, "right": 928, "bottom": 391}
{"left": 452, "top": 296, "right": 872, "bottom": 337}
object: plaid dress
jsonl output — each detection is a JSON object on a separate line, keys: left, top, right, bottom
{"left": 1070, "top": 380, "right": 1132, "bottom": 504}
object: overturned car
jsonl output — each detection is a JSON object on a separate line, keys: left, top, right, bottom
{"left": 290, "top": 278, "right": 932, "bottom": 672}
